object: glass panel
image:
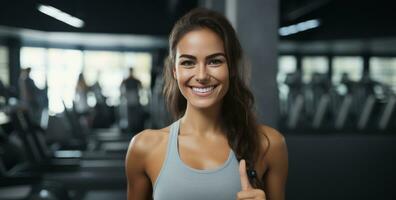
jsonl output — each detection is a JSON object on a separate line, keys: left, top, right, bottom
{"left": 124, "top": 52, "right": 152, "bottom": 88}
{"left": 332, "top": 56, "right": 363, "bottom": 84}
{"left": 277, "top": 55, "right": 297, "bottom": 83}
{"left": 302, "top": 56, "right": 329, "bottom": 83}
{"left": 124, "top": 52, "right": 152, "bottom": 105}
{"left": 20, "top": 47, "right": 47, "bottom": 89}
{"left": 277, "top": 55, "right": 297, "bottom": 113}
{"left": 0, "top": 46, "right": 8, "bottom": 86}
{"left": 370, "top": 57, "right": 396, "bottom": 93}
{"left": 84, "top": 50, "right": 125, "bottom": 106}
{"left": 47, "top": 48, "right": 83, "bottom": 113}
{"left": 20, "top": 48, "right": 153, "bottom": 112}
{"left": 84, "top": 51, "right": 152, "bottom": 106}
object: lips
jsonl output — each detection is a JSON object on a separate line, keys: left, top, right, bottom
{"left": 190, "top": 85, "right": 218, "bottom": 96}
{"left": 192, "top": 86, "right": 214, "bottom": 93}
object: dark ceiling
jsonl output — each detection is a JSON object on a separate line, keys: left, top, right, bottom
{"left": 0, "top": 0, "right": 198, "bottom": 36}
{"left": 0, "top": 0, "right": 395, "bottom": 40}
{"left": 280, "top": 0, "right": 396, "bottom": 40}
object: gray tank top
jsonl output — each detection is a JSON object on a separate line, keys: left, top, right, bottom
{"left": 153, "top": 120, "right": 241, "bottom": 200}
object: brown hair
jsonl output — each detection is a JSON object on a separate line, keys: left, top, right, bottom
{"left": 163, "top": 8, "right": 269, "bottom": 188}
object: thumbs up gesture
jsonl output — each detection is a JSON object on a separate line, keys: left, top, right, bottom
{"left": 237, "top": 159, "right": 266, "bottom": 200}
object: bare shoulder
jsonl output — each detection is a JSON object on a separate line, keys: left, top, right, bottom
{"left": 126, "top": 127, "right": 170, "bottom": 161}
{"left": 259, "top": 125, "right": 286, "bottom": 147}
{"left": 125, "top": 128, "right": 170, "bottom": 199}
{"left": 258, "top": 125, "right": 288, "bottom": 200}
{"left": 257, "top": 125, "right": 288, "bottom": 162}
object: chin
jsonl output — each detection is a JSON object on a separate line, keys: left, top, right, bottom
{"left": 187, "top": 99, "right": 223, "bottom": 110}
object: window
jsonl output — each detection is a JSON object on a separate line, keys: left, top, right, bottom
{"left": 332, "top": 56, "right": 363, "bottom": 84}
{"left": 124, "top": 52, "right": 152, "bottom": 105}
{"left": 84, "top": 50, "right": 124, "bottom": 106}
{"left": 302, "top": 56, "right": 329, "bottom": 83}
{"left": 370, "top": 57, "right": 396, "bottom": 93}
{"left": 20, "top": 47, "right": 47, "bottom": 89}
{"left": 21, "top": 47, "right": 153, "bottom": 114}
{"left": 0, "top": 46, "right": 9, "bottom": 86}
{"left": 47, "top": 48, "right": 83, "bottom": 113}
{"left": 277, "top": 56, "right": 297, "bottom": 83}
{"left": 277, "top": 56, "right": 297, "bottom": 106}
{"left": 124, "top": 52, "right": 152, "bottom": 88}
{"left": 84, "top": 51, "right": 152, "bottom": 106}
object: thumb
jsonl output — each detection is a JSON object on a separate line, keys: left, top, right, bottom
{"left": 239, "top": 159, "right": 252, "bottom": 191}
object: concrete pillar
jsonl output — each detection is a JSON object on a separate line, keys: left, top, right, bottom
{"left": 235, "top": 1, "right": 279, "bottom": 127}
{"left": 201, "top": 0, "right": 279, "bottom": 127}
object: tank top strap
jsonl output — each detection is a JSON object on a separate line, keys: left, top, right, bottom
{"left": 152, "top": 119, "right": 180, "bottom": 193}
{"left": 167, "top": 119, "right": 181, "bottom": 160}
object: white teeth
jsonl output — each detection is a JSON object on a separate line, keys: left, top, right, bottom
{"left": 192, "top": 86, "right": 214, "bottom": 93}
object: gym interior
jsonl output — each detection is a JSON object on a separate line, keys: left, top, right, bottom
{"left": 0, "top": 0, "right": 395, "bottom": 199}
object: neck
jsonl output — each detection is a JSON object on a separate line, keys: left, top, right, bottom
{"left": 180, "top": 103, "right": 223, "bottom": 137}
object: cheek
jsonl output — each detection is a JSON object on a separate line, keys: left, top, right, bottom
{"left": 175, "top": 67, "right": 193, "bottom": 86}
{"left": 215, "top": 67, "right": 230, "bottom": 84}
{"left": 211, "top": 67, "right": 230, "bottom": 94}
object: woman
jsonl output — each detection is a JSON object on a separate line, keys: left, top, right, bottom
{"left": 125, "top": 8, "right": 288, "bottom": 200}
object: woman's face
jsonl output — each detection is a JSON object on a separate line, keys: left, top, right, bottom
{"left": 174, "top": 28, "right": 229, "bottom": 110}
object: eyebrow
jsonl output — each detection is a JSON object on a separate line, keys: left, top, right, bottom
{"left": 179, "top": 53, "right": 226, "bottom": 60}
{"left": 206, "top": 53, "right": 226, "bottom": 60}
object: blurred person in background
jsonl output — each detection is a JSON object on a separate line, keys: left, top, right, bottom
{"left": 125, "top": 8, "right": 288, "bottom": 200}
{"left": 90, "top": 78, "right": 114, "bottom": 128}
{"left": 74, "top": 73, "right": 90, "bottom": 114}
{"left": 18, "top": 67, "right": 45, "bottom": 125}
{"left": 74, "top": 73, "right": 91, "bottom": 127}
{"left": 120, "top": 67, "right": 144, "bottom": 133}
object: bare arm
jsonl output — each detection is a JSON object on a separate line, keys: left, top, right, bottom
{"left": 262, "top": 127, "right": 289, "bottom": 200}
{"left": 125, "top": 131, "right": 153, "bottom": 200}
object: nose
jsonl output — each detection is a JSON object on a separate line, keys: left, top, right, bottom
{"left": 195, "top": 63, "right": 209, "bottom": 83}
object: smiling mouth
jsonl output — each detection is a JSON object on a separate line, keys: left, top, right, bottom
{"left": 190, "top": 85, "right": 217, "bottom": 94}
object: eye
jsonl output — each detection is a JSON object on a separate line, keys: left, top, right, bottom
{"left": 180, "top": 60, "right": 195, "bottom": 67}
{"left": 207, "top": 58, "right": 224, "bottom": 66}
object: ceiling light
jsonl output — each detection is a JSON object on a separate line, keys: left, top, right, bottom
{"left": 279, "top": 19, "right": 320, "bottom": 36}
{"left": 37, "top": 4, "right": 84, "bottom": 28}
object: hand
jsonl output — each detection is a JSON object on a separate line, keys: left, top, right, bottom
{"left": 237, "top": 159, "right": 266, "bottom": 200}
